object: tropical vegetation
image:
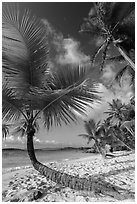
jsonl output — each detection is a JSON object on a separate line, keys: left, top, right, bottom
{"left": 79, "top": 2, "right": 135, "bottom": 154}
{"left": 2, "top": 2, "right": 100, "bottom": 188}
{"left": 80, "top": 2, "right": 135, "bottom": 84}
{"left": 2, "top": 2, "right": 135, "bottom": 190}
{"left": 81, "top": 98, "right": 135, "bottom": 154}
{"left": 78, "top": 119, "right": 104, "bottom": 154}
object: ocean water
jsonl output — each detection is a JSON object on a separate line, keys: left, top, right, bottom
{"left": 2, "top": 149, "right": 92, "bottom": 169}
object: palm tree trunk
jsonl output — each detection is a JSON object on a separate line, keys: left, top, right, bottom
{"left": 26, "top": 129, "right": 123, "bottom": 196}
{"left": 111, "top": 129, "right": 133, "bottom": 151}
{"left": 94, "top": 139, "right": 102, "bottom": 155}
{"left": 27, "top": 131, "right": 92, "bottom": 190}
{"left": 114, "top": 42, "right": 135, "bottom": 71}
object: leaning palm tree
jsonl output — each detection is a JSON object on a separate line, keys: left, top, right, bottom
{"left": 3, "top": 3, "right": 100, "bottom": 190}
{"left": 78, "top": 119, "right": 104, "bottom": 154}
{"left": 80, "top": 2, "right": 135, "bottom": 78}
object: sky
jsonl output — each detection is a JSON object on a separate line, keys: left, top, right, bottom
{"left": 2, "top": 2, "right": 134, "bottom": 149}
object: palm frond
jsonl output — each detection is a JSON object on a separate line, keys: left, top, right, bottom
{"left": 84, "top": 121, "right": 93, "bottom": 136}
{"left": 2, "top": 2, "right": 50, "bottom": 92}
{"left": 80, "top": 2, "right": 135, "bottom": 70}
{"left": 120, "top": 120, "right": 135, "bottom": 136}
{"left": 106, "top": 55, "right": 125, "bottom": 63}
{"left": 2, "top": 84, "right": 27, "bottom": 122}
{"left": 106, "top": 2, "right": 134, "bottom": 27}
{"left": 29, "top": 66, "right": 100, "bottom": 129}
{"left": 115, "top": 65, "right": 134, "bottom": 85}
{"left": 78, "top": 134, "right": 94, "bottom": 145}
{"left": 91, "top": 39, "right": 107, "bottom": 64}
{"left": 12, "top": 119, "right": 39, "bottom": 137}
{"left": 2, "top": 123, "right": 10, "bottom": 139}
{"left": 78, "top": 134, "right": 91, "bottom": 139}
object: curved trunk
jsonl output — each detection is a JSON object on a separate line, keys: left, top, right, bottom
{"left": 27, "top": 132, "right": 92, "bottom": 190}
{"left": 27, "top": 131, "right": 122, "bottom": 196}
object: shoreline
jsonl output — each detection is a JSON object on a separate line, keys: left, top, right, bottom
{"left": 2, "top": 150, "right": 132, "bottom": 173}
{"left": 2, "top": 152, "right": 99, "bottom": 174}
{"left": 2, "top": 151, "right": 135, "bottom": 202}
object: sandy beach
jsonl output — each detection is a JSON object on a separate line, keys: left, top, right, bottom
{"left": 2, "top": 151, "right": 135, "bottom": 202}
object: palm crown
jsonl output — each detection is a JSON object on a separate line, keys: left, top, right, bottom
{"left": 2, "top": 3, "right": 99, "bottom": 129}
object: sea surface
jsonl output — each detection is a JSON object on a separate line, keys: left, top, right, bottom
{"left": 2, "top": 149, "right": 93, "bottom": 169}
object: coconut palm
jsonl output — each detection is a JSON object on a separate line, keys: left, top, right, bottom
{"left": 120, "top": 99, "right": 135, "bottom": 137}
{"left": 80, "top": 2, "right": 135, "bottom": 77}
{"left": 78, "top": 119, "right": 104, "bottom": 154}
{"left": 101, "top": 118, "right": 130, "bottom": 151}
{"left": 2, "top": 3, "right": 100, "bottom": 189}
{"left": 105, "top": 99, "right": 127, "bottom": 126}
{"left": 104, "top": 99, "right": 134, "bottom": 150}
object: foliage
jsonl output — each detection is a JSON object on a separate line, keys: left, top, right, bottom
{"left": 2, "top": 3, "right": 102, "bottom": 187}
{"left": 104, "top": 99, "right": 135, "bottom": 151}
{"left": 2, "top": 123, "right": 10, "bottom": 139}
{"left": 80, "top": 2, "right": 135, "bottom": 84}
{"left": 78, "top": 119, "right": 105, "bottom": 154}
{"left": 2, "top": 3, "right": 100, "bottom": 131}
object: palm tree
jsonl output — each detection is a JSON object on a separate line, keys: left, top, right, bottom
{"left": 2, "top": 3, "right": 100, "bottom": 190}
{"left": 78, "top": 119, "right": 104, "bottom": 154}
{"left": 106, "top": 99, "right": 135, "bottom": 131}
{"left": 120, "top": 99, "right": 135, "bottom": 137}
{"left": 104, "top": 99, "right": 134, "bottom": 150}
{"left": 105, "top": 99, "right": 127, "bottom": 126}
{"left": 80, "top": 2, "right": 135, "bottom": 78}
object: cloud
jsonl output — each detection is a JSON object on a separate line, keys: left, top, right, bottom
{"left": 34, "top": 137, "right": 41, "bottom": 143}
{"left": 74, "top": 81, "right": 133, "bottom": 123}
{"left": 2, "top": 135, "right": 43, "bottom": 145}
{"left": 100, "top": 63, "right": 116, "bottom": 85}
{"left": 95, "top": 37, "right": 105, "bottom": 47}
{"left": 41, "top": 19, "right": 55, "bottom": 35}
{"left": 44, "top": 140, "right": 57, "bottom": 144}
{"left": 55, "top": 38, "right": 91, "bottom": 66}
{"left": 111, "top": 74, "right": 133, "bottom": 104}
{"left": 2, "top": 135, "right": 25, "bottom": 143}
{"left": 42, "top": 19, "right": 90, "bottom": 67}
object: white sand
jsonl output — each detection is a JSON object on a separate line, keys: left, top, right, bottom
{"left": 2, "top": 151, "right": 135, "bottom": 202}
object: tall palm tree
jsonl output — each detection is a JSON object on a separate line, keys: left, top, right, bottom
{"left": 80, "top": 2, "right": 135, "bottom": 77}
{"left": 2, "top": 3, "right": 100, "bottom": 190}
{"left": 78, "top": 119, "right": 104, "bottom": 154}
